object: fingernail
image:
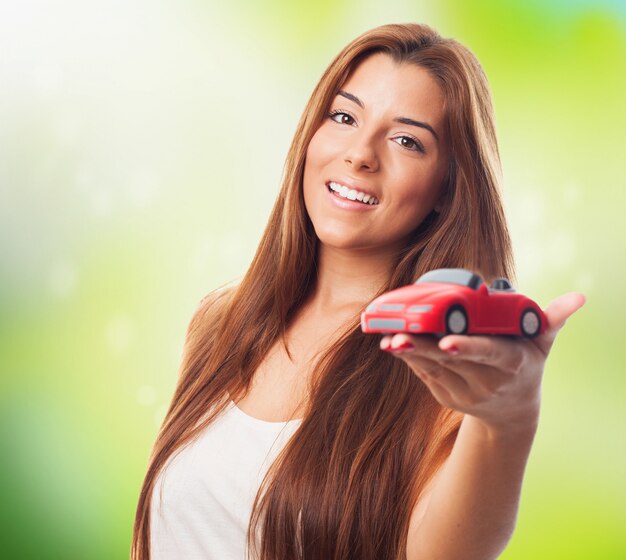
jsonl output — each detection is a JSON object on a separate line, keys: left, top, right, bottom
{"left": 443, "top": 345, "right": 459, "bottom": 356}
{"left": 391, "top": 341, "right": 415, "bottom": 352}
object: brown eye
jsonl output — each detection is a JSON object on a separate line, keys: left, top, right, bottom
{"left": 394, "top": 135, "right": 425, "bottom": 154}
{"left": 328, "top": 110, "right": 355, "bottom": 126}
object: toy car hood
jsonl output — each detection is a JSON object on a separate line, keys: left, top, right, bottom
{"left": 372, "top": 282, "right": 466, "bottom": 305}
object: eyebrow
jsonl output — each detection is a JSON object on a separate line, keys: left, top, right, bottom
{"left": 337, "top": 90, "right": 440, "bottom": 143}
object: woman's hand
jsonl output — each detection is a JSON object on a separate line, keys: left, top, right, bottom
{"left": 380, "top": 292, "right": 586, "bottom": 435}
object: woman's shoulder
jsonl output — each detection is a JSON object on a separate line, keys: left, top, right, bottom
{"left": 180, "top": 282, "right": 238, "bottom": 348}
{"left": 198, "top": 281, "right": 238, "bottom": 311}
{"left": 185, "top": 280, "right": 239, "bottom": 334}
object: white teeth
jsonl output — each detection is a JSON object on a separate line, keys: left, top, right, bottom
{"left": 327, "top": 181, "right": 379, "bottom": 205}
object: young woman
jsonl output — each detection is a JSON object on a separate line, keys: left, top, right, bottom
{"left": 132, "top": 23, "right": 584, "bottom": 560}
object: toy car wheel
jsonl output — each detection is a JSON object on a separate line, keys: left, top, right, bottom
{"left": 445, "top": 305, "right": 468, "bottom": 334}
{"left": 520, "top": 308, "right": 541, "bottom": 338}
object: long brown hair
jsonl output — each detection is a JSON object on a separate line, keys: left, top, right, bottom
{"left": 132, "top": 22, "right": 514, "bottom": 559}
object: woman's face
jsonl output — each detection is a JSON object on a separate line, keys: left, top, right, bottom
{"left": 302, "top": 52, "right": 449, "bottom": 254}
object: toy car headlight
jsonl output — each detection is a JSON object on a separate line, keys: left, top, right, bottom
{"left": 407, "top": 304, "right": 433, "bottom": 313}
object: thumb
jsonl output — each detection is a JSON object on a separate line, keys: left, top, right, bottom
{"left": 536, "top": 292, "right": 586, "bottom": 354}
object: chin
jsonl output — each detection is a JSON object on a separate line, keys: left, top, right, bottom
{"left": 315, "top": 229, "right": 379, "bottom": 253}
{"left": 314, "top": 229, "right": 363, "bottom": 251}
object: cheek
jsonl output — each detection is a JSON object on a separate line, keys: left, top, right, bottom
{"left": 303, "top": 131, "right": 332, "bottom": 191}
{"left": 396, "top": 177, "right": 439, "bottom": 206}
{"left": 302, "top": 146, "right": 322, "bottom": 213}
{"left": 307, "top": 126, "right": 340, "bottom": 162}
{"left": 388, "top": 181, "right": 442, "bottom": 228}
{"left": 398, "top": 157, "right": 447, "bottom": 207}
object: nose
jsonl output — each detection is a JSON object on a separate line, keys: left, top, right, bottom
{"left": 343, "top": 130, "right": 379, "bottom": 172}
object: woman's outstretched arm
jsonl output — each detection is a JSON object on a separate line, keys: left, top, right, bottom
{"left": 405, "top": 412, "right": 537, "bottom": 559}
{"left": 380, "top": 292, "right": 586, "bottom": 560}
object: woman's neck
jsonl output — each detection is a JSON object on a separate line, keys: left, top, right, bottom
{"left": 305, "top": 243, "right": 397, "bottom": 316}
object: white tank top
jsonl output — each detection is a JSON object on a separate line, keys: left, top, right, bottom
{"left": 150, "top": 400, "right": 302, "bottom": 559}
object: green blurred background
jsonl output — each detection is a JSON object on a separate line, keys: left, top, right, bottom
{"left": 1, "top": 0, "right": 625, "bottom": 558}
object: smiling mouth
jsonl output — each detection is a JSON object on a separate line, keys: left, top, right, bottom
{"left": 326, "top": 181, "right": 380, "bottom": 205}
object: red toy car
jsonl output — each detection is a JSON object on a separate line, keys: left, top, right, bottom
{"left": 361, "top": 268, "right": 546, "bottom": 338}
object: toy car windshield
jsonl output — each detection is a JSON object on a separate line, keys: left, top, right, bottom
{"left": 415, "top": 268, "right": 483, "bottom": 290}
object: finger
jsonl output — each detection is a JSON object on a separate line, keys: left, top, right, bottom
{"left": 382, "top": 333, "right": 443, "bottom": 357}
{"left": 535, "top": 292, "right": 586, "bottom": 354}
{"left": 388, "top": 339, "right": 504, "bottom": 401}
{"left": 412, "top": 356, "right": 471, "bottom": 395}
{"left": 437, "top": 334, "right": 525, "bottom": 373}
{"left": 380, "top": 335, "right": 392, "bottom": 351}
{"left": 387, "top": 333, "right": 517, "bottom": 392}
{"left": 414, "top": 358, "right": 498, "bottom": 412}
{"left": 418, "top": 372, "right": 455, "bottom": 407}
{"left": 421, "top": 351, "right": 515, "bottom": 398}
